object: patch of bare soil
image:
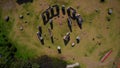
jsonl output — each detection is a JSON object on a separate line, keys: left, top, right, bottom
{"left": 80, "top": 57, "right": 115, "bottom": 68}
{"left": 0, "top": 0, "right": 16, "bottom": 11}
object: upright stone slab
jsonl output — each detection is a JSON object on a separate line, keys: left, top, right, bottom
{"left": 46, "top": 10, "right": 50, "bottom": 21}
{"left": 5, "top": 16, "right": 9, "bottom": 22}
{"left": 52, "top": 5, "right": 60, "bottom": 17}
{"left": 76, "top": 36, "right": 80, "bottom": 43}
{"left": 108, "top": 8, "right": 113, "bottom": 15}
{"left": 71, "top": 43, "right": 75, "bottom": 47}
{"left": 19, "top": 15, "right": 23, "bottom": 19}
{"left": 67, "top": 7, "right": 76, "bottom": 20}
{"left": 37, "top": 32, "right": 41, "bottom": 37}
{"left": 63, "top": 32, "right": 70, "bottom": 45}
{"left": 57, "top": 46, "right": 61, "bottom": 54}
{"left": 40, "top": 36, "right": 44, "bottom": 45}
{"left": 38, "top": 26, "right": 42, "bottom": 34}
{"left": 41, "top": 11, "right": 49, "bottom": 25}
{"left": 62, "top": 5, "right": 66, "bottom": 15}
{"left": 50, "top": 7, "right": 54, "bottom": 18}
{"left": 76, "top": 14, "right": 83, "bottom": 29}
{"left": 72, "top": 11, "right": 76, "bottom": 19}
{"left": 37, "top": 32, "right": 44, "bottom": 45}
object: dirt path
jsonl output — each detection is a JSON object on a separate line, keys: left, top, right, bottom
{"left": 80, "top": 57, "right": 115, "bottom": 68}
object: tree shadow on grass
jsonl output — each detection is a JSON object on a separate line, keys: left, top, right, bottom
{"left": 16, "top": 0, "right": 33, "bottom": 5}
{"left": 35, "top": 55, "right": 67, "bottom": 68}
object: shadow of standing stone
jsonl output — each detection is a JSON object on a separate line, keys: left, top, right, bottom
{"left": 49, "top": 19, "right": 53, "bottom": 29}
{"left": 51, "top": 36, "right": 54, "bottom": 44}
{"left": 67, "top": 18, "right": 72, "bottom": 32}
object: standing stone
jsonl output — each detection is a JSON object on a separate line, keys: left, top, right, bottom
{"left": 76, "top": 14, "right": 83, "bottom": 29}
{"left": 37, "top": 32, "right": 41, "bottom": 37}
{"left": 62, "top": 5, "right": 65, "bottom": 15}
{"left": 50, "top": 5, "right": 60, "bottom": 17}
{"left": 63, "top": 32, "right": 70, "bottom": 45}
{"left": 41, "top": 13, "right": 48, "bottom": 25}
{"left": 46, "top": 10, "right": 50, "bottom": 21}
{"left": 37, "top": 32, "right": 44, "bottom": 45}
{"left": 67, "top": 7, "right": 71, "bottom": 17}
{"left": 57, "top": 46, "right": 61, "bottom": 54}
{"left": 108, "top": 8, "right": 113, "bottom": 15}
{"left": 5, "top": 16, "right": 9, "bottom": 22}
{"left": 66, "top": 32, "right": 70, "bottom": 36}
{"left": 71, "top": 43, "right": 75, "bottom": 47}
{"left": 50, "top": 7, "right": 54, "bottom": 18}
{"left": 56, "top": 5, "right": 60, "bottom": 16}
{"left": 19, "top": 26, "right": 23, "bottom": 31}
{"left": 76, "top": 36, "right": 80, "bottom": 43}
{"left": 72, "top": 11, "right": 76, "bottom": 19}
{"left": 67, "top": 7, "right": 76, "bottom": 19}
{"left": 38, "top": 26, "right": 42, "bottom": 34}
{"left": 40, "top": 37, "right": 44, "bottom": 45}
{"left": 19, "top": 15, "right": 23, "bottom": 19}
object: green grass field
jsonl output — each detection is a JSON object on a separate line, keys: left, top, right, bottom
{"left": 0, "top": 0, "right": 120, "bottom": 68}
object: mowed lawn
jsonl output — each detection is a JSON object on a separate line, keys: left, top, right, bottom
{"left": 1, "top": 0, "right": 120, "bottom": 68}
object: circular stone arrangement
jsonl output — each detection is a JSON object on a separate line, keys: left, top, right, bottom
{"left": 37, "top": 5, "right": 83, "bottom": 54}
